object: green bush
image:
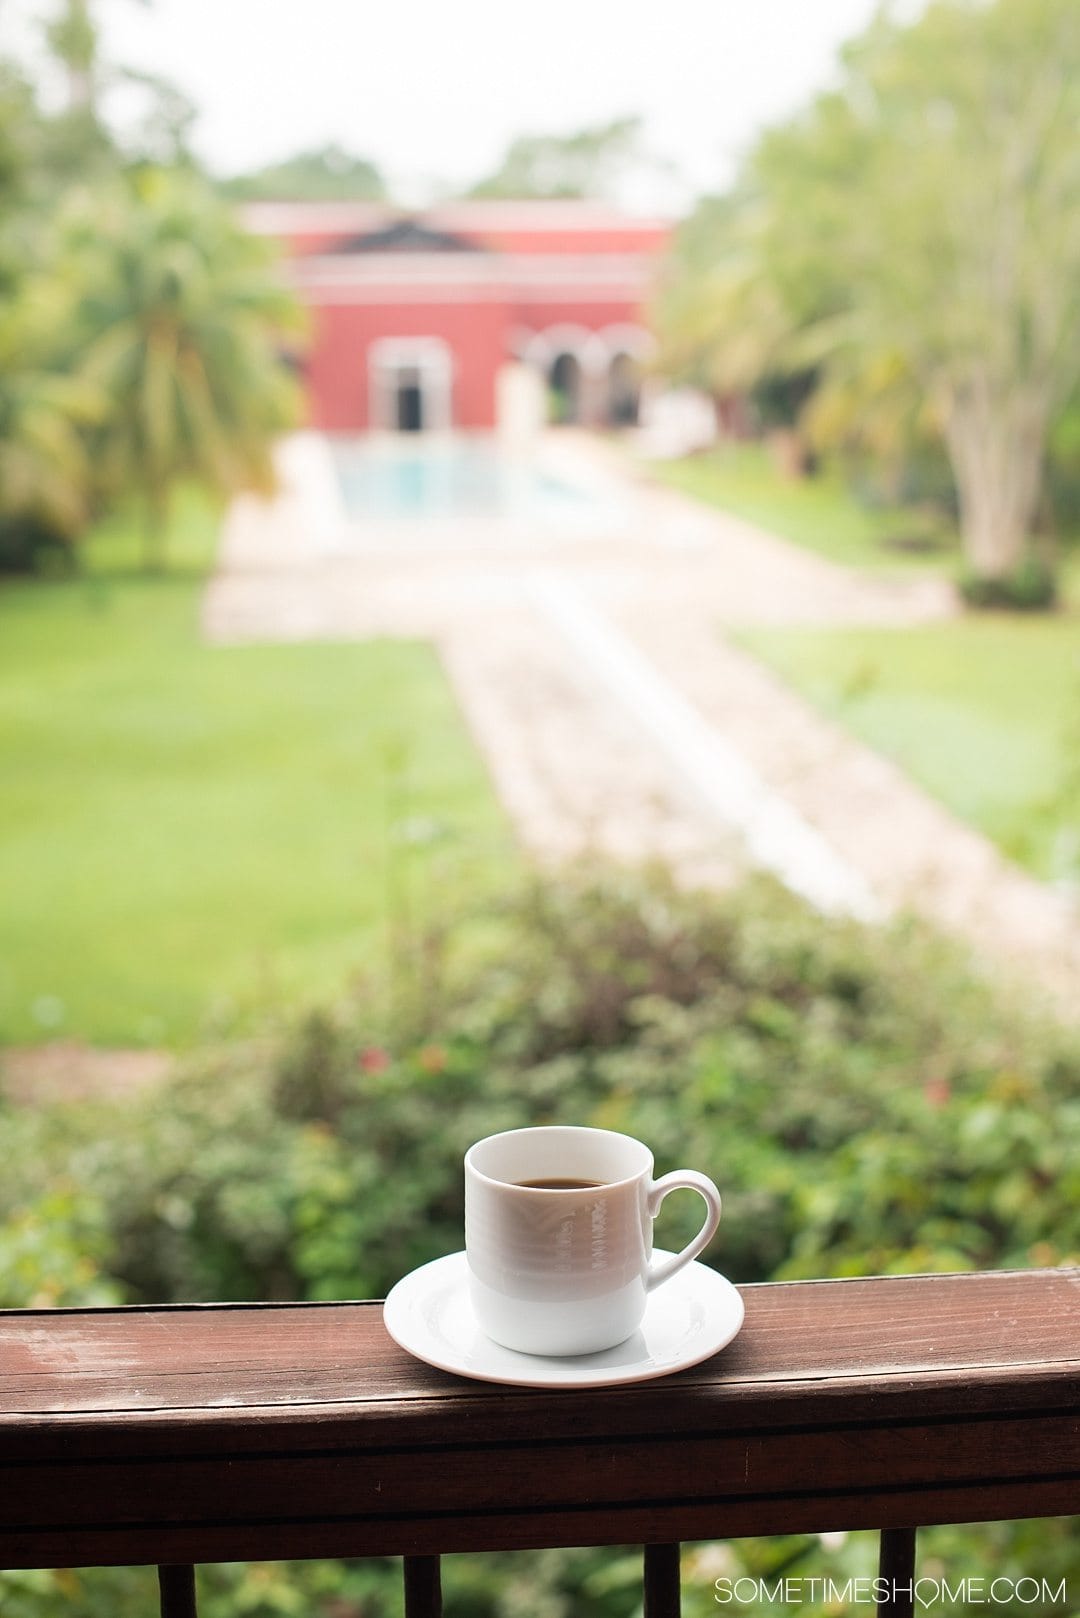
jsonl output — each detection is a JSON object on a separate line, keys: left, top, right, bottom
{"left": 3, "top": 867, "right": 1077, "bottom": 1305}
{"left": 0, "top": 516, "right": 76, "bottom": 575}
{"left": 0, "top": 1186, "right": 121, "bottom": 1307}
{"left": 959, "top": 557, "right": 1059, "bottom": 611}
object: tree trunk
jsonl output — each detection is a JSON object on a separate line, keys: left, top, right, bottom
{"left": 56, "top": 0, "right": 97, "bottom": 114}
{"left": 142, "top": 484, "right": 169, "bottom": 573}
{"left": 765, "top": 426, "right": 808, "bottom": 480}
{"left": 943, "top": 376, "right": 1050, "bottom": 581}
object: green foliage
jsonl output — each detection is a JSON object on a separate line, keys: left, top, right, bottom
{"left": 749, "top": 369, "right": 818, "bottom": 433}
{"left": 4, "top": 868, "right": 1077, "bottom": 1306}
{"left": 0, "top": 1185, "right": 121, "bottom": 1307}
{"left": 109, "top": 67, "right": 199, "bottom": 170}
{"left": 222, "top": 142, "right": 387, "bottom": 202}
{"left": 651, "top": 190, "right": 805, "bottom": 404}
{"left": 0, "top": 61, "right": 36, "bottom": 227}
{"left": 44, "top": 0, "right": 99, "bottom": 100}
{"left": 657, "top": 0, "right": 1080, "bottom": 590}
{"left": 467, "top": 116, "right": 663, "bottom": 202}
{"left": 0, "top": 273, "right": 104, "bottom": 542}
{"left": 0, "top": 1566, "right": 158, "bottom": 1618}
{"left": 0, "top": 20, "right": 302, "bottom": 568}
{"left": 4, "top": 0, "right": 184, "bottom": 197}
{"left": 60, "top": 166, "right": 305, "bottom": 566}
{"left": 1046, "top": 395, "right": 1080, "bottom": 528}
{"left": 959, "top": 556, "right": 1059, "bottom": 612}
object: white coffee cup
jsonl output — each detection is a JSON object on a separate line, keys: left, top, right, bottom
{"left": 464, "top": 1125, "right": 722, "bottom": 1356}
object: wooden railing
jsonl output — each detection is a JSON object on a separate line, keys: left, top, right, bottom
{"left": 1, "top": 1269, "right": 1078, "bottom": 1618}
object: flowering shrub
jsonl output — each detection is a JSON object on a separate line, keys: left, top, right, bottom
{"left": 3, "top": 867, "right": 1078, "bottom": 1306}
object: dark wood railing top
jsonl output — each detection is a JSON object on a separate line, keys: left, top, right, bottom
{"left": 3, "top": 1267, "right": 1076, "bottom": 1432}
{"left": 1, "top": 1268, "right": 1078, "bottom": 1567}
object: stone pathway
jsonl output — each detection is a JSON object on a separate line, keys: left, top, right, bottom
{"left": 202, "top": 432, "right": 1080, "bottom": 1007}
{"left": 0, "top": 1042, "right": 172, "bottom": 1106}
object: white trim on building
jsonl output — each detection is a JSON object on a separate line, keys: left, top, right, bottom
{"left": 368, "top": 337, "right": 453, "bottom": 431}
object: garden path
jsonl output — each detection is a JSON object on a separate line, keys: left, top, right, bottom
{"left": 0, "top": 1042, "right": 172, "bottom": 1104}
{"left": 202, "top": 432, "right": 1080, "bottom": 1007}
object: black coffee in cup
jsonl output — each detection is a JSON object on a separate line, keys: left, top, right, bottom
{"left": 514, "top": 1177, "right": 604, "bottom": 1190}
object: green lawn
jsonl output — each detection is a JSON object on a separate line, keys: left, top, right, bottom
{"left": 740, "top": 617, "right": 1080, "bottom": 884}
{"left": 648, "top": 443, "right": 959, "bottom": 573}
{"left": 0, "top": 495, "right": 512, "bottom": 1047}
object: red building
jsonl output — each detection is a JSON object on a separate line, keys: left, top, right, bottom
{"left": 245, "top": 200, "right": 671, "bottom": 434}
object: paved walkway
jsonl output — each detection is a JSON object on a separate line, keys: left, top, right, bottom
{"left": 0, "top": 1042, "right": 172, "bottom": 1105}
{"left": 203, "top": 432, "right": 1080, "bottom": 1007}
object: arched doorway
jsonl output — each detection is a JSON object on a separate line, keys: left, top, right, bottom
{"left": 608, "top": 353, "right": 641, "bottom": 426}
{"left": 395, "top": 366, "right": 424, "bottom": 431}
{"left": 548, "top": 352, "right": 583, "bottom": 425}
{"left": 369, "top": 339, "right": 453, "bottom": 432}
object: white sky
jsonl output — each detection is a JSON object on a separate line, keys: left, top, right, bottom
{"left": 9, "top": 0, "right": 901, "bottom": 207}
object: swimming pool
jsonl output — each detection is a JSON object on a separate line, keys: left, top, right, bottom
{"left": 330, "top": 438, "right": 597, "bottom": 522}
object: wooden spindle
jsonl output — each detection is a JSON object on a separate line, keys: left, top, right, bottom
{"left": 157, "top": 1564, "right": 197, "bottom": 1618}
{"left": 403, "top": 1554, "right": 442, "bottom": 1618}
{"left": 876, "top": 1526, "right": 918, "bottom": 1618}
{"left": 643, "top": 1542, "right": 682, "bottom": 1618}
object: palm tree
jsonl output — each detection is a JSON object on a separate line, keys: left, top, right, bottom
{"left": 66, "top": 167, "right": 306, "bottom": 569}
{"left": 45, "top": 0, "right": 152, "bottom": 114}
{"left": 0, "top": 278, "right": 102, "bottom": 550}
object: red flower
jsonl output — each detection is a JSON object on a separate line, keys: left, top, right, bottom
{"left": 923, "top": 1075, "right": 950, "bottom": 1109}
{"left": 359, "top": 1045, "right": 391, "bottom": 1074}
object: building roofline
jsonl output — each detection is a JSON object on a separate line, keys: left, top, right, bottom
{"left": 242, "top": 199, "right": 673, "bottom": 236}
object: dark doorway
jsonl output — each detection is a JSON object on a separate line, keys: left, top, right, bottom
{"left": 609, "top": 353, "right": 640, "bottom": 426}
{"left": 549, "top": 352, "right": 582, "bottom": 425}
{"left": 396, "top": 367, "right": 424, "bottom": 432}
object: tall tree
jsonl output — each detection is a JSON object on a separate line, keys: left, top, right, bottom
{"left": 64, "top": 167, "right": 306, "bottom": 569}
{"left": 0, "top": 61, "right": 35, "bottom": 282}
{"left": 44, "top": 0, "right": 153, "bottom": 110}
{"left": 652, "top": 192, "right": 806, "bottom": 401}
{"left": 222, "top": 143, "right": 386, "bottom": 203}
{"left": 45, "top": 0, "right": 98, "bottom": 112}
{"left": 37, "top": 0, "right": 193, "bottom": 182}
{"left": 660, "top": 0, "right": 1080, "bottom": 586}
{"left": 0, "top": 56, "right": 102, "bottom": 553}
{"left": 0, "top": 279, "right": 102, "bottom": 546}
{"left": 468, "top": 116, "right": 662, "bottom": 202}
{"left": 40, "top": 0, "right": 120, "bottom": 178}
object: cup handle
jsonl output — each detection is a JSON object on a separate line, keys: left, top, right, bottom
{"left": 645, "top": 1170, "right": 722, "bottom": 1290}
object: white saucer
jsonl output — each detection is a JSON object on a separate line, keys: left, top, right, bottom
{"left": 382, "top": 1250, "right": 744, "bottom": 1389}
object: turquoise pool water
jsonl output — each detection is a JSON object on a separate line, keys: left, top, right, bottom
{"left": 331, "top": 439, "right": 592, "bottom": 521}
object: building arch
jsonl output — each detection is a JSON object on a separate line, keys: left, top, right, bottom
{"left": 368, "top": 337, "right": 453, "bottom": 432}
{"left": 608, "top": 351, "right": 641, "bottom": 426}
{"left": 597, "top": 326, "right": 653, "bottom": 428}
{"left": 595, "top": 323, "right": 655, "bottom": 363}
{"left": 520, "top": 322, "right": 655, "bottom": 426}
{"left": 521, "top": 324, "right": 594, "bottom": 374}
{"left": 524, "top": 326, "right": 603, "bottom": 425}
{"left": 549, "top": 351, "right": 584, "bottom": 424}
